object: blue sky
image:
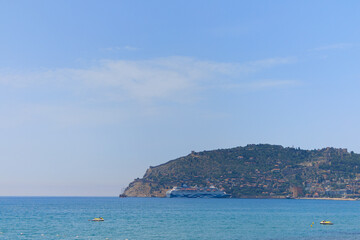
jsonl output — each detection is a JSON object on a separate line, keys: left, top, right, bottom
{"left": 1, "top": 1, "right": 360, "bottom": 196}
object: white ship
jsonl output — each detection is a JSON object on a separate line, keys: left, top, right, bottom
{"left": 166, "top": 185, "right": 230, "bottom": 198}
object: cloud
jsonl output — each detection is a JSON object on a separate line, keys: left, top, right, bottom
{"left": 222, "top": 80, "right": 301, "bottom": 91}
{"left": 123, "top": 46, "right": 139, "bottom": 51}
{"left": 0, "top": 56, "right": 298, "bottom": 127}
{"left": 0, "top": 56, "right": 296, "bottom": 102}
{"left": 310, "top": 43, "right": 353, "bottom": 51}
{"left": 242, "top": 57, "right": 296, "bottom": 71}
{"left": 247, "top": 80, "right": 301, "bottom": 89}
{"left": 103, "top": 45, "right": 139, "bottom": 51}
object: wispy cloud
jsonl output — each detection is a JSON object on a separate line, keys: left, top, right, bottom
{"left": 0, "top": 56, "right": 298, "bottom": 127}
{"left": 103, "top": 45, "right": 139, "bottom": 51}
{"left": 243, "top": 57, "right": 296, "bottom": 71}
{"left": 222, "top": 80, "right": 301, "bottom": 91}
{"left": 123, "top": 45, "right": 139, "bottom": 51}
{"left": 310, "top": 43, "right": 353, "bottom": 51}
{"left": 0, "top": 56, "right": 296, "bottom": 102}
{"left": 247, "top": 80, "right": 301, "bottom": 89}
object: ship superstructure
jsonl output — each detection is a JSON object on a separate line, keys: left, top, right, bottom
{"left": 166, "top": 185, "right": 230, "bottom": 198}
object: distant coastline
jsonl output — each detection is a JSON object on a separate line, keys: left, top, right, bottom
{"left": 298, "top": 197, "right": 357, "bottom": 201}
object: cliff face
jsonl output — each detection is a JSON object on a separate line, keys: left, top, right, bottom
{"left": 123, "top": 179, "right": 170, "bottom": 197}
{"left": 122, "top": 144, "right": 360, "bottom": 198}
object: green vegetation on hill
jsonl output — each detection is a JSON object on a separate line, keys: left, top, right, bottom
{"left": 123, "top": 144, "right": 360, "bottom": 198}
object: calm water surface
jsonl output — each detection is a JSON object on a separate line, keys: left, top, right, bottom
{"left": 1, "top": 197, "right": 360, "bottom": 239}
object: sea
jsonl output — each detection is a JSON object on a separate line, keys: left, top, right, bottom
{"left": 1, "top": 197, "right": 360, "bottom": 240}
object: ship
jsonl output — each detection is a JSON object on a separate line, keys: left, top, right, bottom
{"left": 166, "top": 185, "right": 230, "bottom": 198}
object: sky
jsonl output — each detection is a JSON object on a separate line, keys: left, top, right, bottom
{"left": 1, "top": 1, "right": 360, "bottom": 196}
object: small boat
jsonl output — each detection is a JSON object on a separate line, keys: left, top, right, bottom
{"left": 91, "top": 217, "right": 104, "bottom": 221}
{"left": 320, "top": 220, "right": 333, "bottom": 225}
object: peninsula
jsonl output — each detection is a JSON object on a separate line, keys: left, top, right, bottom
{"left": 122, "top": 144, "right": 360, "bottom": 199}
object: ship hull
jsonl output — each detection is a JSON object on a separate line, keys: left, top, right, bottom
{"left": 167, "top": 193, "right": 230, "bottom": 198}
{"left": 166, "top": 189, "right": 230, "bottom": 198}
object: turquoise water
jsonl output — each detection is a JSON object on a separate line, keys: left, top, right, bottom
{"left": 1, "top": 197, "right": 360, "bottom": 239}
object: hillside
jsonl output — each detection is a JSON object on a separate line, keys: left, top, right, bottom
{"left": 122, "top": 144, "right": 360, "bottom": 198}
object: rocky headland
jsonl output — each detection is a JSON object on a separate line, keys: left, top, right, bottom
{"left": 122, "top": 144, "right": 360, "bottom": 199}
